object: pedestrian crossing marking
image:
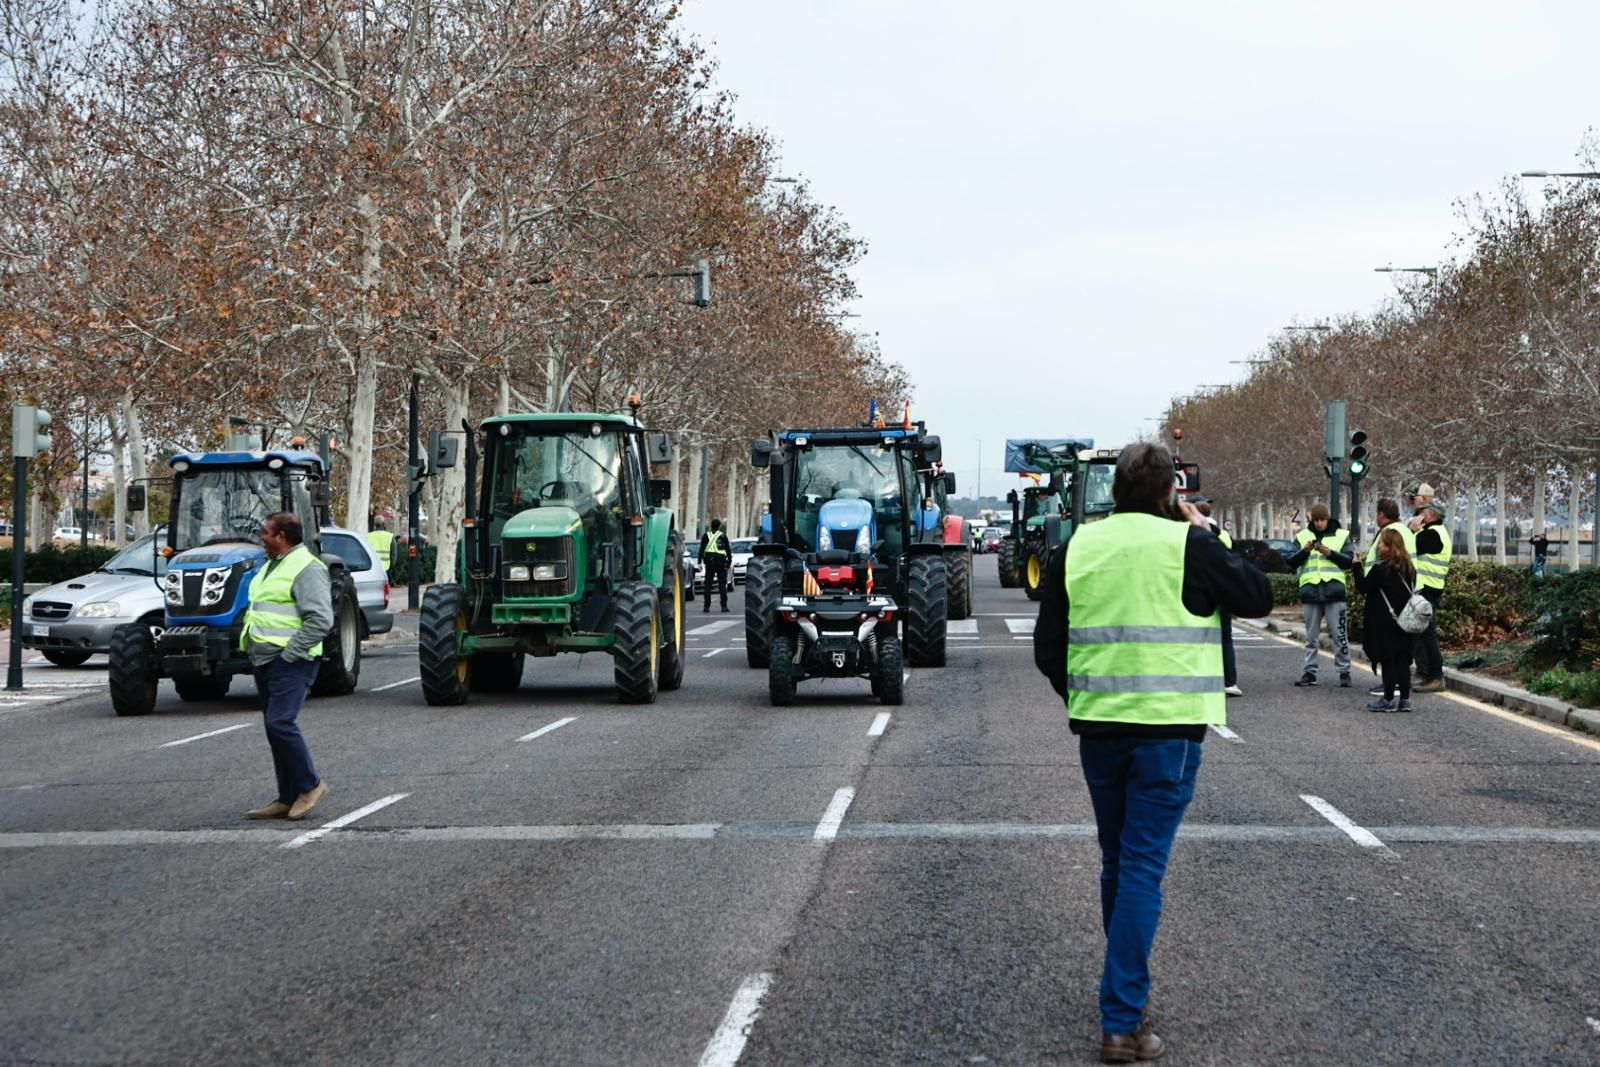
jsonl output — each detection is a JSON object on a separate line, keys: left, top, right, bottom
{"left": 1004, "top": 617, "right": 1035, "bottom": 636}
{"left": 947, "top": 618, "right": 978, "bottom": 635}
{"left": 687, "top": 619, "right": 740, "bottom": 635}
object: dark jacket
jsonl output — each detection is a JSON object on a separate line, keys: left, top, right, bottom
{"left": 699, "top": 529, "right": 730, "bottom": 566}
{"left": 1284, "top": 519, "right": 1356, "bottom": 604}
{"left": 1033, "top": 504, "right": 1275, "bottom": 741}
{"left": 1354, "top": 559, "right": 1417, "bottom": 662}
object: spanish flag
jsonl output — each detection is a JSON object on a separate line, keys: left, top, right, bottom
{"left": 803, "top": 569, "right": 822, "bottom": 596}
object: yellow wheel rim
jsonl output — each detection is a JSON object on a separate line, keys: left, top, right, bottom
{"left": 650, "top": 608, "right": 660, "bottom": 677}
{"left": 1027, "top": 554, "right": 1042, "bottom": 588}
{"left": 455, "top": 609, "right": 470, "bottom": 683}
{"left": 674, "top": 571, "right": 684, "bottom": 649}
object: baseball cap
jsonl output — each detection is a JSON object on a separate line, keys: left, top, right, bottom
{"left": 1416, "top": 483, "right": 1436, "bottom": 497}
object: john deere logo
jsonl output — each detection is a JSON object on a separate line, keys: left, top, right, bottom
{"left": 528, "top": 542, "right": 538, "bottom": 553}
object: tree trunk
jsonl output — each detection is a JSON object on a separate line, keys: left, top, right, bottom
{"left": 431, "top": 376, "right": 471, "bottom": 585}
{"left": 1533, "top": 467, "right": 1546, "bottom": 559}
{"left": 1266, "top": 501, "right": 1275, "bottom": 539}
{"left": 1494, "top": 472, "right": 1507, "bottom": 565}
{"left": 496, "top": 371, "right": 510, "bottom": 417}
{"left": 683, "top": 440, "right": 703, "bottom": 539}
{"left": 120, "top": 390, "right": 150, "bottom": 539}
{"left": 723, "top": 461, "right": 738, "bottom": 532}
{"left": 341, "top": 192, "right": 383, "bottom": 536}
{"left": 1464, "top": 484, "right": 1479, "bottom": 561}
{"left": 111, "top": 416, "right": 128, "bottom": 546}
{"left": 1568, "top": 476, "right": 1582, "bottom": 571}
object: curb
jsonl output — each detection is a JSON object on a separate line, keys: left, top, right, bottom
{"left": 1236, "top": 616, "right": 1598, "bottom": 735}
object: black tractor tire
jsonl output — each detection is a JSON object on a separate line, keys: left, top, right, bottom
{"left": 947, "top": 549, "right": 972, "bottom": 621}
{"left": 875, "top": 635, "right": 905, "bottom": 706}
{"left": 768, "top": 633, "right": 797, "bottom": 706}
{"left": 108, "top": 623, "right": 158, "bottom": 716}
{"left": 659, "top": 539, "right": 687, "bottom": 692}
{"left": 470, "top": 652, "right": 525, "bottom": 693}
{"left": 997, "top": 538, "right": 1019, "bottom": 588}
{"left": 174, "top": 673, "right": 231, "bottom": 701}
{"left": 1023, "top": 547, "right": 1047, "bottom": 602}
{"left": 613, "top": 581, "right": 661, "bottom": 704}
{"left": 42, "top": 649, "right": 92, "bottom": 668}
{"left": 419, "top": 583, "right": 472, "bottom": 706}
{"left": 311, "top": 578, "right": 362, "bottom": 697}
{"left": 744, "top": 554, "right": 782, "bottom": 668}
{"left": 904, "top": 555, "right": 948, "bottom": 668}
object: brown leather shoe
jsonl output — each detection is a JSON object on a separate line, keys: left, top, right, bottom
{"left": 1414, "top": 677, "right": 1447, "bottom": 693}
{"left": 1101, "top": 1018, "right": 1164, "bottom": 1063}
{"left": 286, "top": 781, "right": 327, "bottom": 821}
{"left": 246, "top": 801, "right": 291, "bottom": 819}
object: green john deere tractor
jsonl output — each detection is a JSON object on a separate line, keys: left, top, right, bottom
{"left": 417, "top": 410, "right": 686, "bottom": 705}
{"left": 997, "top": 438, "right": 1088, "bottom": 599}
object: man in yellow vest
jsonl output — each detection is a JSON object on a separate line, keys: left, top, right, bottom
{"left": 366, "top": 516, "right": 395, "bottom": 577}
{"left": 1286, "top": 502, "right": 1356, "bottom": 688}
{"left": 242, "top": 512, "right": 333, "bottom": 821}
{"left": 1410, "top": 498, "right": 1451, "bottom": 692}
{"left": 699, "top": 517, "right": 731, "bottom": 613}
{"left": 1033, "top": 443, "right": 1271, "bottom": 1063}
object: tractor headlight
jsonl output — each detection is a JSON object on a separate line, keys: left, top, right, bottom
{"left": 202, "top": 588, "right": 225, "bottom": 605}
{"left": 506, "top": 565, "right": 531, "bottom": 582}
{"left": 531, "top": 563, "right": 564, "bottom": 581}
{"left": 166, "top": 586, "right": 183, "bottom": 606}
{"left": 76, "top": 601, "right": 122, "bottom": 619}
{"left": 818, "top": 525, "right": 833, "bottom": 551}
{"left": 855, "top": 526, "right": 872, "bottom": 553}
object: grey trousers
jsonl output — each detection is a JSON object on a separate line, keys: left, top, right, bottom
{"left": 1302, "top": 601, "right": 1350, "bottom": 675}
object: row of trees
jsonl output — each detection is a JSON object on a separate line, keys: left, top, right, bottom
{"left": 1, "top": 0, "right": 907, "bottom": 578}
{"left": 1166, "top": 147, "right": 1600, "bottom": 568}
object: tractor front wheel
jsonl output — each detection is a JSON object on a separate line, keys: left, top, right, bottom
{"left": 904, "top": 555, "right": 948, "bottom": 668}
{"left": 312, "top": 579, "right": 362, "bottom": 696}
{"left": 613, "top": 581, "right": 661, "bottom": 704}
{"left": 874, "top": 635, "right": 905, "bottom": 706}
{"left": 1023, "top": 548, "right": 1046, "bottom": 602}
{"left": 659, "top": 532, "right": 686, "bottom": 692}
{"left": 419, "top": 584, "right": 472, "bottom": 706}
{"left": 947, "top": 548, "right": 972, "bottom": 620}
{"left": 108, "top": 623, "right": 158, "bottom": 717}
{"left": 744, "top": 555, "right": 781, "bottom": 668}
{"left": 997, "top": 539, "right": 1018, "bottom": 588}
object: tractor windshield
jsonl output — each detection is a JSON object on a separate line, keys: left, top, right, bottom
{"left": 172, "top": 468, "right": 285, "bottom": 550}
{"left": 791, "top": 443, "right": 911, "bottom": 554}
{"left": 489, "top": 430, "right": 623, "bottom": 528}
{"left": 1081, "top": 462, "right": 1116, "bottom": 516}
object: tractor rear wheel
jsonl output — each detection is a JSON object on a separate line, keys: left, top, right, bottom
{"left": 470, "top": 652, "right": 524, "bottom": 692}
{"left": 997, "top": 538, "right": 1018, "bottom": 588}
{"left": 659, "top": 531, "right": 686, "bottom": 692}
{"left": 744, "top": 555, "right": 781, "bottom": 668}
{"left": 174, "top": 673, "right": 231, "bottom": 701}
{"left": 108, "top": 623, "right": 157, "bottom": 717}
{"left": 419, "top": 584, "right": 472, "bottom": 706}
{"left": 613, "top": 581, "right": 661, "bottom": 704}
{"left": 874, "top": 635, "right": 904, "bottom": 706}
{"left": 1023, "top": 547, "right": 1046, "bottom": 602}
{"left": 947, "top": 548, "right": 972, "bottom": 620}
{"left": 904, "top": 555, "right": 948, "bottom": 668}
{"left": 312, "top": 579, "right": 362, "bottom": 696}
{"left": 768, "top": 633, "right": 797, "bottom": 706}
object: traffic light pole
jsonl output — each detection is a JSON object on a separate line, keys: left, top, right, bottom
{"left": 1350, "top": 477, "right": 1362, "bottom": 547}
{"left": 8, "top": 456, "right": 28, "bottom": 691}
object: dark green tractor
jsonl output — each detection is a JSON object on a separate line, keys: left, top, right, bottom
{"left": 417, "top": 412, "right": 686, "bottom": 705}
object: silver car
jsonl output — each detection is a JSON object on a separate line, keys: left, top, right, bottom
{"left": 730, "top": 537, "right": 757, "bottom": 584}
{"left": 22, "top": 533, "right": 169, "bottom": 666}
{"left": 318, "top": 527, "right": 395, "bottom": 637}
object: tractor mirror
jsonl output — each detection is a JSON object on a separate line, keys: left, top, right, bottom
{"left": 650, "top": 478, "right": 672, "bottom": 505}
{"left": 919, "top": 435, "right": 942, "bottom": 464}
{"left": 646, "top": 432, "right": 672, "bottom": 464}
{"left": 126, "top": 485, "right": 146, "bottom": 513}
{"left": 1006, "top": 489, "right": 1018, "bottom": 505}
{"left": 750, "top": 439, "right": 773, "bottom": 468}
{"left": 942, "top": 471, "right": 957, "bottom": 494}
{"left": 1177, "top": 463, "right": 1200, "bottom": 492}
{"left": 310, "top": 482, "right": 332, "bottom": 508}
{"left": 429, "top": 431, "right": 459, "bottom": 472}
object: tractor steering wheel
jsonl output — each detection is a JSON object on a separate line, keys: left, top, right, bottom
{"left": 537, "top": 480, "right": 586, "bottom": 502}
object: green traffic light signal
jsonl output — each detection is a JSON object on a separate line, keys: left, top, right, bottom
{"left": 1348, "top": 429, "right": 1369, "bottom": 478}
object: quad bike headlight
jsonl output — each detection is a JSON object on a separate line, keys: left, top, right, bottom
{"left": 817, "top": 525, "right": 833, "bottom": 551}
{"left": 855, "top": 526, "right": 872, "bottom": 553}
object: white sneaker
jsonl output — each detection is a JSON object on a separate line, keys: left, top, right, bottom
{"left": 1224, "top": 684, "right": 1244, "bottom": 697}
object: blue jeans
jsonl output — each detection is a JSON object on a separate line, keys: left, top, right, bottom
{"left": 1078, "top": 736, "right": 1202, "bottom": 1033}
{"left": 254, "top": 657, "right": 321, "bottom": 804}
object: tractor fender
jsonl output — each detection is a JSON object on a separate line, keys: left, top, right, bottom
{"left": 941, "top": 514, "right": 966, "bottom": 546}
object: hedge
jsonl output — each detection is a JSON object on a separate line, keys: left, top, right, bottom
{"left": 1266, "top": 561, "right": 1533, "bottom": 649}
{"left": 1519, "top": 566, "right": 1600, "bottom": 673}
{"left": 0, "top": 544, "right": 120, "bottom": 587}
{"left": 385, "top": 544, "right": 438, "bottom": 585}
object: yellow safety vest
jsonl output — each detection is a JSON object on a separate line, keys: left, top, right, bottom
{"left": 704, "top": 530, "right": 728, "bottom": 557}
{"left": 1064, "top": 512, "right": 1224, "bottom": 726}
{"left": 1415, "top": 523, "right": 1452, "bottom": 590}
{"left": 366, "top": 529, "right": 395, "bottom": 571}
{"left": 1363, "top": 523, "right": 1416, "bottom": 574}
{"left": 1296, "top": 528, "right": 1349, "bottom": 589}
{"left": 1216, "top": 528, "right": 1233, "bottom": 550}
{"left": 240, "top": 544, "right": 326, "bottom": 657}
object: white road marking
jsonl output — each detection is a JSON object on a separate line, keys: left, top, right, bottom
{"left": 367, "top": 676, "right": 419, "bottom": 692}
{"left": 973, "top": 612, "right": 1036, "bottom": 617}
{"left": 697, "top": 972, "right": 775, "bottom": 1067}
{"left": 947, "top": 618, "right": 979, "bottom": 635}
{"left": 1585, "top": 1016, "right": 1600, "bottom": 1035}
{"left": 1300, "top": 794, "right": 1395, "bottom": 856}
{"left": 814, "top": 786, "right": 856, "bottom": 842}
{"left": 1209, "top": 724, "right": 1243, "bottom": 742}
{"left": 1004, "top": 617, "right": 1036, "bottom": 635}
{"left": 902, "top": 670, "right": 910, "bottom": 685}
{"left": 868, "top": 712, "right": 890, "bottom": 736}
{"left": 161, "top": 723, "right": 252, "bottom": 748}
{"left": 703, "top": 648, "right": 727, "bottom": 658}
{"left": 281, "top": 792, "right": 410, "bottom": 850}
{"left": 688, "top": 619, "right": 739, "bottom": 635}
{"left": 947, "top": 645, "right": 1033, "bottom": 650}
{"left": 517, "top": 716, "right": 577, "bottom": 743}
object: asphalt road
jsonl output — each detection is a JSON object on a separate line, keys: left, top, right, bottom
{"left": 3, "top": 563, "right": 1599, "bottom": 1066}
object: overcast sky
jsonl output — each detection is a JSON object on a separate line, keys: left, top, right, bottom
{"left": 676, "top": 0, "right": 1600, "bottom": 498}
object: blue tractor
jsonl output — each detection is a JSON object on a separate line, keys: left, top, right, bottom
{"left": 106, "top": 449, "right": 363, "bottom": 716}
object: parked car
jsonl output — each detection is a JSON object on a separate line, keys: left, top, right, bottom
{"left": 730, "top": 537, "right": 757, "bottom": 584}
{"left": 319, "top": 527, "right": 395, "bottom": 637}
{"left": 1234, "top": 538, "right": 1295, "bottom": 575}
{"left": 21, "top": 532, "right": 169, "bottom": 666}
{"left": 51, "top": 526, "right": 93, "bottom": 543}
{"left": 683, "top": 542, "right": 703, "bottom": 594}
{"left": 981, "top": 526, "right": 1006, "bottom": 553}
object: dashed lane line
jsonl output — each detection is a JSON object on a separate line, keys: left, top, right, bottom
{"left": 697, "top": 972, "right": 775, "bottom": 1067}
{"left": 281, "top": 792, "right": 410, "bottom": 850}
{"left": 1209, "top": 724, "right": 1243, "bottom": 743}
{"left": 517, "top": 716, "right": 576, "bottom": 743}
{"left": 161, "top": 723, "right": 252, "bottom": 748}
{"left": 868, "top": 712, "right": 890, "bottom": 737}
{"left": 687, "top": 619, "right": 740, "bottom": 636}
{"left": 367, "top": 676, "right": 420, "bottom": 693}
{"left": 703, "top": 648, "right": 728, "bottom": 658}
{"left": 813, "top": 787, "right": 856, "bottom": 842}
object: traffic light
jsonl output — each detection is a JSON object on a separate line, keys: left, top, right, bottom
{"left": 10, "top": 403, "right": 51, "bottom": 457}
{"left": 1348, "top": 430, "right": 1369, "bottom": 478}
{"left": 692, "top": 259, "right": 711, "bottom": 307}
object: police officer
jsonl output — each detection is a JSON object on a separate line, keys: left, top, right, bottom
{"left": 1411, "top": 498, "right": 1451, "bottom": 692}
{"left": 1034, "top": 443, "right": 1271, "bottom": 1063}
{"left": 1286, "top": 502, "right": 1355, "bottom": 687}
{"left": 699, "top": 517, "right": 731, "bottom": 613}
{"left": 366, "top": 516, "right": 395, "bottom": 578}
{"left": 243, "top": 512, "right": 332, "bottom": 821}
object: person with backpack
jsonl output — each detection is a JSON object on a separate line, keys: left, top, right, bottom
{"left": 1354, "top": 527, "right": 1420, "bottom": 712}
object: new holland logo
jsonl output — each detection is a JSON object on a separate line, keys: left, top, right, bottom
{"left": 831, "top": 652, "right": 847, "bottom": 668}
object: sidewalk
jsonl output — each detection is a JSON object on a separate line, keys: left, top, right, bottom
{"left": 1238, "top": 611, "right": 1600, "bottom": 735}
